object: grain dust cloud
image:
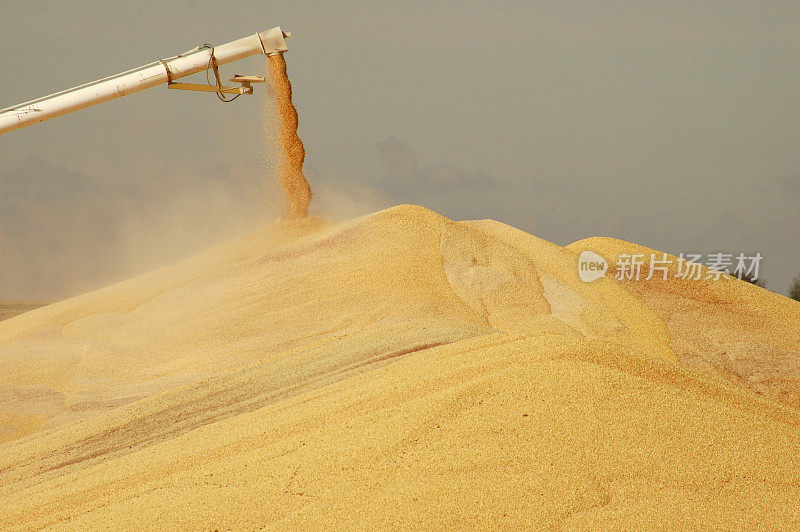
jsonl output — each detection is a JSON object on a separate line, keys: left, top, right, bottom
{"left": 267, "top": 54, "right": 312, "bottom": 219}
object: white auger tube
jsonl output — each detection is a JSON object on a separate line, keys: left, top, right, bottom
{"left": 0, "top": 27, "right": 289, "bottom": 135}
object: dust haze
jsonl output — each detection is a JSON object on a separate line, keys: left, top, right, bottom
{"left": 0, "top": 120, "right": 381, "bottom": 302}
{"left": 0, "top": 155, "right": 273, "bottom": 300}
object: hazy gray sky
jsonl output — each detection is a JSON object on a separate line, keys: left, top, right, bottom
{"left": 1, "top": 1, "right": 799, "bottom": 300}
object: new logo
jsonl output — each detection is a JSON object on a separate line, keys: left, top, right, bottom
{"left": 578, "top": 250, "right": 608, "bottom": 282}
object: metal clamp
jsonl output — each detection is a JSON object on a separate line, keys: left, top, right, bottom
{"left": 163, "top": 46, "right": 263, "bottom": 99}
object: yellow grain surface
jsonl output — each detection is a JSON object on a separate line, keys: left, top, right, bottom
{"left": 1, "top": 205, "right": 799, "bottom": 528}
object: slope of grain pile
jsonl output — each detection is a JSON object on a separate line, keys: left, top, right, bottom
{"left": 1, "top": 205, "right": 799, "bottom": 528}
